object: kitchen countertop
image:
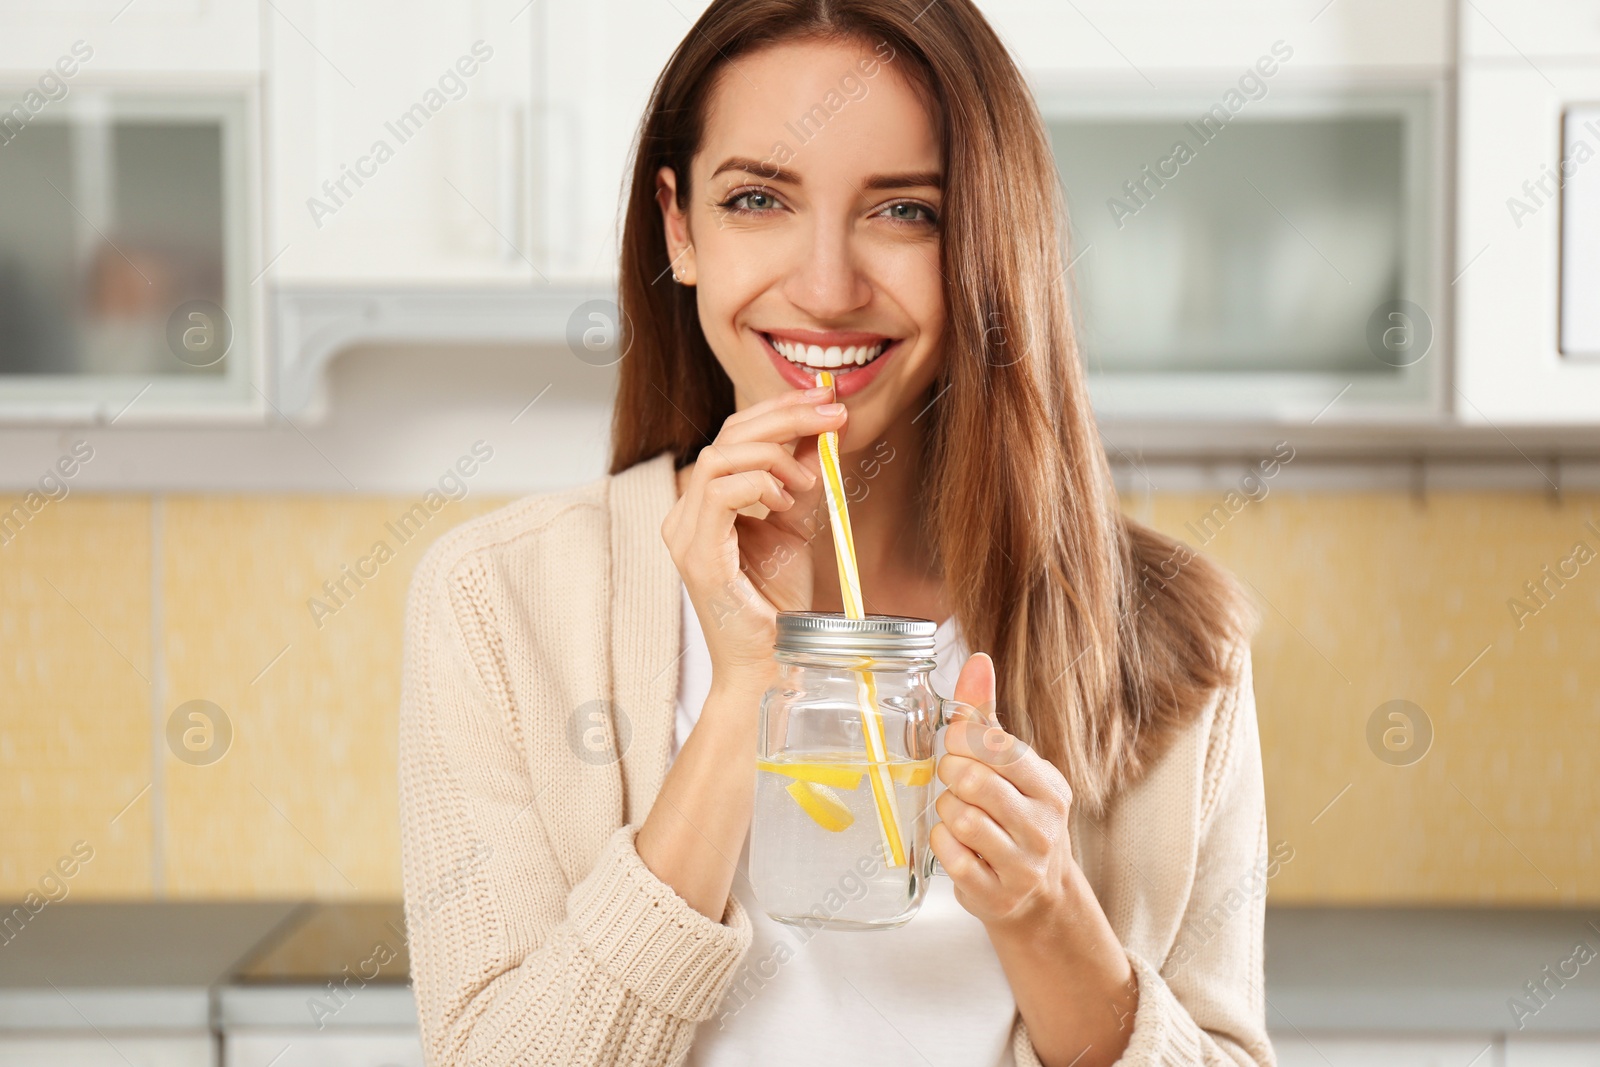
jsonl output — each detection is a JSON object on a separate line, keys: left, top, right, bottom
{"left": 2, "top": 902, "right": 1598, "bottom": 1035}
{"left": 222, "top": 901, "right": 414, "bottom": 1029}
{"left": 0, "top": 900, "right": 417, "bottom": 1032}
{"left": 0, "top": 901, "right": 300, "bottom": 1031}
{"left": 1264, "top": 905, "right": 1600, "bottom": 1034}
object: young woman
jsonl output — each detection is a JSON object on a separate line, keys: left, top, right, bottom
{"left": 399, "top": 2, "right": 1272, "bottom": 1065}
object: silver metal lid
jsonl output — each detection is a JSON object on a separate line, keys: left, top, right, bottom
{"left": 775, "top": 611, "right": 937, "bottom": 656}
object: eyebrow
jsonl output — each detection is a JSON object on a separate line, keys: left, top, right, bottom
{"left": 709, "top": 156, "right": 942, "bottom": 191}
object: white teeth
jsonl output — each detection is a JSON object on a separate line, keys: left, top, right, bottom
{"left": 768, "top": 335, "right": 889, "bottom": 370}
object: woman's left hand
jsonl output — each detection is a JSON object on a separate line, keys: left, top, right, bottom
{"left": 931, "top": 652, "right": 1079, "bottom": 931}
{"left": 933, "top": 653, "right": 1140, "bottom": 1066}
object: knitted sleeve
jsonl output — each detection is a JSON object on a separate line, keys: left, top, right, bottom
{"left": 1012, "top": 641, "right": 1276, "bottom": 1067}
{"left": 398, "top": 534, "right": 753, "bottom": 1066}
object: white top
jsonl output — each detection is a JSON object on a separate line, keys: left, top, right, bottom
{"left": 671, "top": 584, "right": 1017, "bottom": 1067}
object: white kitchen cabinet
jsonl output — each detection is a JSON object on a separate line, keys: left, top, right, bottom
{"left": 0, "top": 86, "right": 264, "bottom": 421}
{"left": 0, "top": 1034, "right": 213, "bottom": 1066}
{"left": 535, "top": 0, "right": 696, "bottom": 280}
{"left": 1506, "top": 1039, "right": 1600, "bottom": 1066}
{"left": 0, "top": 3, "right": 265, "bottom": 421}
{"left": 226, "top": 1028, "right": 423, "bottom": 1067}
{"left": 971, "top": 0, "right": 1450, "bottom": 77}
{"left": 1461, "top": 0, "right": 1600, "bottom": 62}
{"left": 1273, "top": 1034, "right": 1500, "bottom": 1067}
{"left": 264, "top": 0, "right": 537, "bottom": 285}
{"left": 1454, "top": 60, "right": 1600, "bottom": 423}
{"left": 535, "top": 0, "right": 1451, "bottom": 284}
{"left": 0, "top": 1, "right": 259, "bottom": 74}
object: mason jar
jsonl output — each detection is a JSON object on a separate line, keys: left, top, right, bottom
{"left": 749, "top": 611, "right": 982, "bottom": 931}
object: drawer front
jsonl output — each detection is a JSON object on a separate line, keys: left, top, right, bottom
{"left": 0, "top": 1034, "right": 214, "bottom": 1067}
{"left": 1273, "top": 1034, "right": 1499, "bottom": 1067}
{"left": 226, "top": 1029, "right": 423, "bottom": 1067}
{"left": 1506, "top": 1037, "right": 1600, "bottom": 1066}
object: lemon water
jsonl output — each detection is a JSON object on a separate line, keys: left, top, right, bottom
{"left": 750, "top": 753, "right": 936, "bottom": 930}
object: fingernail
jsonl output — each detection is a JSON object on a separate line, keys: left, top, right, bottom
{"left": 803, "top": 386, "right": 831, "bottom": 400}
{"left": 816, "top": 402, "right": 845, "bottom": 416}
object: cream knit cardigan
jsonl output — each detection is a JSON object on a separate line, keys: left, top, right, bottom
{"left": 398, "top": 451, "right": 1276, "bottom": 1066}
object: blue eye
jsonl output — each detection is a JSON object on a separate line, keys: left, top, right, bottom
{"left": 721, "top": 188, "right": 781, "bottom": 214}
{"left": 880, "top": 201, "right": 937, "bottom": 225}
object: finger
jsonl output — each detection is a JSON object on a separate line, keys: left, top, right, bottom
{"left": 668, "top": 443, "right": 793, "bottom": 557}
{"left": 952, "top": 652, "right": 998, "bottom": 726}
{"left": 945, "top": 722, "right": 1063, "bottom": 806}
{"left": 700, "top": 470, "right": 793, "bottom": 529}
{"left": 765, "top": 434, "right": 830, "bottom": 540}
{"left": 688, "top": 441, "right": 817, "bottom": 497}
{"left": 721, "top": 381, "right": 833, "bottom": 429}
{"left": 944, "top": 717, "right": 1027, "bottom": 767}
{"left": 936, "top": 788, "right": 1019, "bottom": 866}
{"left": 944, "top": 654, "right": 1021, "bottom": 770}
{"left": 675, "top": 470, "right": 792, "bottom": 564}
{"left": 945, "top": 652, "right": 1060, "bottom": 798}
{"left": 937, "top": 753, "right": 1042, "bottom": 851}
{"left": 717, "top": 395, "right": 847, "bottom": 449}
{"left": 930, "top": 821, "right": 999, "bottom": 892}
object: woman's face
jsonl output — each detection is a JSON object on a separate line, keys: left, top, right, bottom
{"left": 657, "top": 36, "right": 946, "bottom": 449}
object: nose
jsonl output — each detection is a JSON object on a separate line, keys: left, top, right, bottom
{"left": 782, "top": 216, "right": 873, "bottom": 321}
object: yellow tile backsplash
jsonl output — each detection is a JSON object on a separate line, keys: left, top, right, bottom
{"left": 0, "top": 495, "right": 155, "bottom": 900}
{"left": 2, "top": 487, "right": 1595, "bottom": 904}
{"left": 158, "top": 494, "right": 511, "bottom": 899}
{"left": 1135, "top": 489, "right": 1599, "bottom": 905}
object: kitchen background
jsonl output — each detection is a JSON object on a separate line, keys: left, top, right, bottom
{"left": 2, "top": 0, "right": 1599, "bottom": 1065}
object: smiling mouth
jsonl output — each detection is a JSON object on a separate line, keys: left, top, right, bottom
{"left": 762, "top": 332, "right": 894, "bottom": 373}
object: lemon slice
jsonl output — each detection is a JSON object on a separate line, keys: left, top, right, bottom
{"left": 889, "top": 759, "right": 934, "bottom": 787}
{"left": 758, "top": 758, "right": 865, "bottom": 790}
{"left": 786, "top": 780, "right": 855, "bottom": 832}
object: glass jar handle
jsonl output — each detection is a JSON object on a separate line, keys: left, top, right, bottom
{"left": 937, "top": 695, "right": 996, "bottom": 731}
{"left": 926, "top": 695, "right": 1002, "bottom": 879}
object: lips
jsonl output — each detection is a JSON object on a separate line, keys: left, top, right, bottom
{"left": 757, "top": 330, "right": 903, "bottom": 399}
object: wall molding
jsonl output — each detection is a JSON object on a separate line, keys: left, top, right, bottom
{"left": 272, "top": 282, "right": 615, "bottom": 416}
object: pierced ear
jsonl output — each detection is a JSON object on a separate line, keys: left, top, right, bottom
{"left": 676, "top": 244, "right": 697, "bottom": 286}
{"left": 656, "top": 165, "right": 696, "bottom": 285}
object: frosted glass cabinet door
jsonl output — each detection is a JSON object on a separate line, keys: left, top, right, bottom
{"left": 1042, "top": 86, "right": 1443, "bottom": 417}
{"left": 1051, "top": 115, "right": 1405, "bottom": 375}
{"left": 0, "top": 90, "right": 256, "bottom": 416}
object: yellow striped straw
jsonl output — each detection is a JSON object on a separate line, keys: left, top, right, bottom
{"left": 815, "top": 370, "right": 907, "bottom": 869}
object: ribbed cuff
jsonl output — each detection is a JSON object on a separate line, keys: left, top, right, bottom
{"left": 1114, "top": 948, "right": 1207, "bottom": 1064}
{"left": 568, "top": 824, "right": 753, "bottom": 1021}
{"left": 1010, "top": 1016, "right": 1044, "bottom": 1067}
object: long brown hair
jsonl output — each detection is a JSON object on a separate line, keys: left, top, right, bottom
{"left": 609, "top": 0, "right": 1256, "bottom": 814}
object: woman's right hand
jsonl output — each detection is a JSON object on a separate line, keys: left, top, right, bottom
{"left": 661, "top": 384, "right": 848, "bottom": 695}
